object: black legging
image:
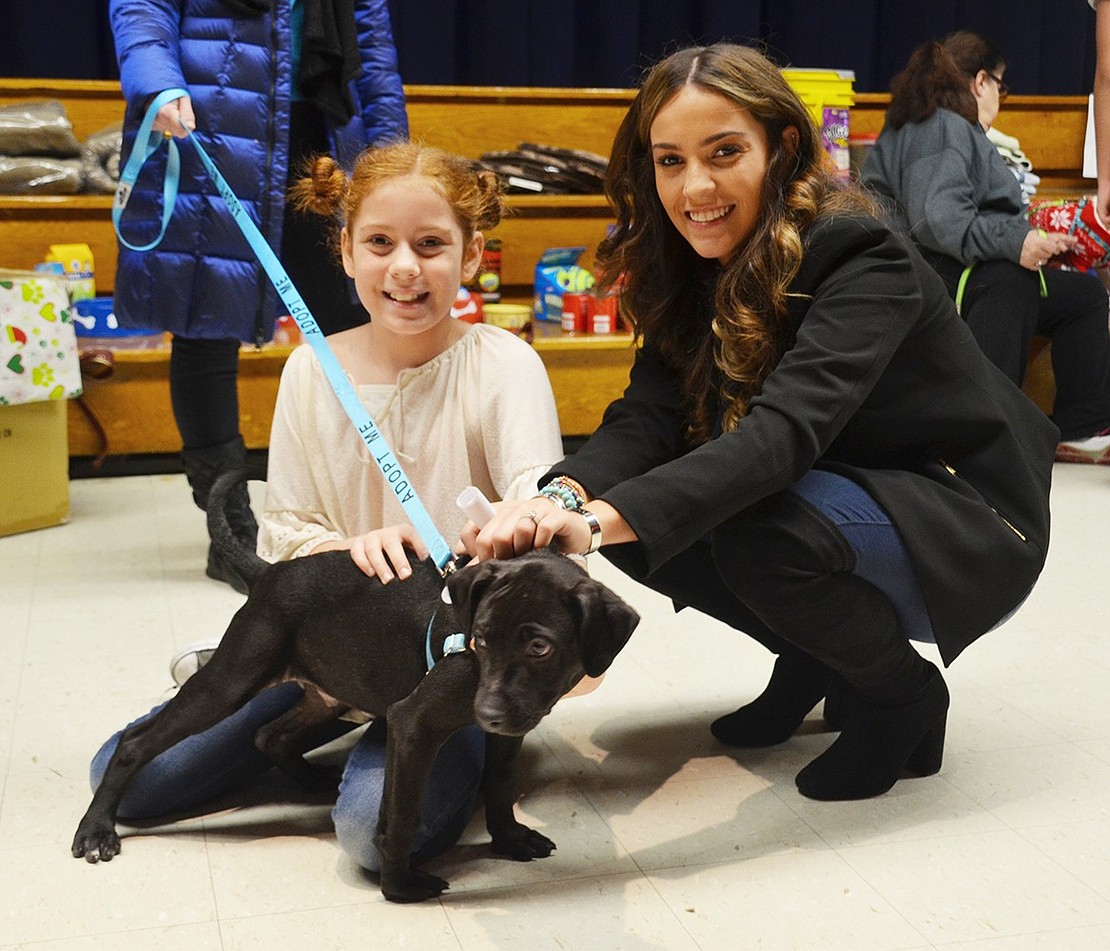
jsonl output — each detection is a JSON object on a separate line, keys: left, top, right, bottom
{"left": 928, "top": 254, "right": 1110, "bottom": 441}
{"left": 169, "top": 336, "right": 241, "bottom": 451}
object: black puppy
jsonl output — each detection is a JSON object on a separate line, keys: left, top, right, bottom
{"left": 72, "top": 469, "right": 639, "bottom": 903}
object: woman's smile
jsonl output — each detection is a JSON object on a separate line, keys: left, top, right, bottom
{"left": 686, "top": 204, "right": 736, "bottom": 224}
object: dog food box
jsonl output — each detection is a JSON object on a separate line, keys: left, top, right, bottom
{"left": 533, "top": 247, "right": 595, "bottom": 322}
{"left": 42, "top": 243, "right": 96, "bottom": 302}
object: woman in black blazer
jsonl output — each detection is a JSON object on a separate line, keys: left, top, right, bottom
{"left": 462, "top": 44, "right": 1057, "bottom": 802}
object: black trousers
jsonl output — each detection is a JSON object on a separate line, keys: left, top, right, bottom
{"left": 929, "top": 254, "right": 1110, "bottom": 441}
{"left": 170, "top": 102, "right": 368, "bottom": 452}
{"left": 602, "top": 488, "right": 929, "bottom": 706}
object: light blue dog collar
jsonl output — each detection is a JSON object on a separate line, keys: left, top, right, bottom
{"left": 425, "top": 611, "right": 469, "bottom": 671}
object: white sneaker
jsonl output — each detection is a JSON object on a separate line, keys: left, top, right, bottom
{"left": 169, "top": 638, "right": 222, "bottom": 687}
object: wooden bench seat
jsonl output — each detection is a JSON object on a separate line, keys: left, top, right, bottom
{"left": 850, "top": 92, "right": 1092, "bottom": 198}
{"left": 71, "top": 324, "right": 636, "bottom": 456}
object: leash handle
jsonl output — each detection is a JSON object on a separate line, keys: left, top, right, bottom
{"left": 113, "top": 88, "right": 186, "bottom": 251}
{"left": 113, "top": 89, "right": 457, "bottom": 573}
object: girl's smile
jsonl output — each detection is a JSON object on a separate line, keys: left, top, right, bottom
{"left": 342, "top": 175, "right": 482, "bottom": 341}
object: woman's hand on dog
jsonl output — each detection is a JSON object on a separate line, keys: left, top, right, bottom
{"left": 458, "top": 497, "right": 635, "bottom": 563}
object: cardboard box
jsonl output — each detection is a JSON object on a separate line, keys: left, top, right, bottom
{"left": 532, "top": 246, "right": 594, "bottom": 323}
{"left": 0, "top": 399, "right": 70, "bottom": 537}
{"left": 43, "top": 242, "right": 96, "bottom": 302}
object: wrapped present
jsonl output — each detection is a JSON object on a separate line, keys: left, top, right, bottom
{"left": 0, "top": 269, "right": 82, "bottom": 405}
{"left": 1026, "top": 196, "right": 1110, "bottom": 271}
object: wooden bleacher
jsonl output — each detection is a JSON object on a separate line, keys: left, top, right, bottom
{"left": 0, "top": 81, "right": 638, "bottom": 454}
{"left": 1, "top": 82, "right": 1089, "bottom": 454}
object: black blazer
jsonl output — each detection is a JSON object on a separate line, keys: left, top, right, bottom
{"left": 555, "top": 215, "right": 1058, "bottom": 665}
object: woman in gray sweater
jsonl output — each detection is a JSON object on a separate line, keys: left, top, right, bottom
{"left": 862, "top": 30, "right": 1110, "bottom": 464}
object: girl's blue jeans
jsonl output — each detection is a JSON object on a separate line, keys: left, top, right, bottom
{"left": 90, "top": 682, "right": 485, "bottom": 872}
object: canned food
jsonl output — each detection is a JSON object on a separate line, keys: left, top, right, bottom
{"left": 561, "top": 292, "right": 594, "bottom": 333}
{"left": 592, "top": 293, "right": 619, "bottom": 334}
{"left": 474, "top": 238, "right": 502, "bottom": 302}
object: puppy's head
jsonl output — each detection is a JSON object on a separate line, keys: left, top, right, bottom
{"left": 446, "top": 550, "right": 640, "bottom": 735}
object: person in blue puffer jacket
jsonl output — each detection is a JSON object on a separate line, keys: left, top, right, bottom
{"left": 109, "top": 0, "right": 408, "bottom": 592}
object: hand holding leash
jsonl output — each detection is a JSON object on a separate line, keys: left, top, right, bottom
{"left": 151, "top": 94, "right": 195, "bottom": 138}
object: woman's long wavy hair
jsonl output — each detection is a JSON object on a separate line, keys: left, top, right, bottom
{"left": 886, "top": 31, "right": 1004, "bottom": 130}
{"left": 596, "top": 43, "right": 875, "bottom": 443}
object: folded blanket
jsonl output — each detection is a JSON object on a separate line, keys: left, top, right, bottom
{"left": 0, "top": 100, "right": 81, "bottom": 157}
{"left": 80, "top": 123, "right": 122, "bottom": 194}
{"left": 0, "top": 155, "right": 82, "bottom": 194}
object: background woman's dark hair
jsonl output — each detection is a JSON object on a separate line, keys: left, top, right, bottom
{"left": 596, "top": 43, "right": 875, "bottom": 443}
{"left": 886, "top": 30, "right": 1005, "bottom": 129}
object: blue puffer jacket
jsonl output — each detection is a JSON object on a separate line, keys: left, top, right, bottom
{"left": 110, "top": 0, "right": 408, "bottom": 343}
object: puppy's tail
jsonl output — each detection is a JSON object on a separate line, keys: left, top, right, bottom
{"left": 207, "top": 464, "right": 270, "bottom": 591}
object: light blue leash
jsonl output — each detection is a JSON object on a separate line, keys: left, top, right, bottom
{"left": 113, "top": 89, "right": 457, "bottom": 573}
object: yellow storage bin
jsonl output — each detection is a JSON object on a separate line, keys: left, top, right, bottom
{"left": 782, "top": 68, "right": 856, "bottom": 179}
{"left": 782, "top": 68, "right": 856, "bottom": 126}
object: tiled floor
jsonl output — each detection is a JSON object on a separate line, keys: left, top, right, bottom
{"left": 3, "top": 464, "right": 1110, "bottom": 950}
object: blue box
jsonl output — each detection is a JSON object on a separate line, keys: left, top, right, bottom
{"left": 73, "top": 298, "right": 164, "bottom": 348}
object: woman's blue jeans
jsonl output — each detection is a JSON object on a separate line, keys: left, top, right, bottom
{"left": 602, "top": 469, "right": 938, "bottom": 703}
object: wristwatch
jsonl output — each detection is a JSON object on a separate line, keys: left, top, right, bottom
{"left": 578, "top": 508, "right": 602, "bottom": 555}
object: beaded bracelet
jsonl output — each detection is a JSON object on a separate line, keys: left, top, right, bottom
{"left": 539, "top": 475, "right": 586, "bottom": 512}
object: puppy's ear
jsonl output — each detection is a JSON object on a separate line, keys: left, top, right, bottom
{"left": 572, "top": 579, "right": 640, "bottom": 677}
{"left": 446, "top": 560, "right": 505, "bottom": 631}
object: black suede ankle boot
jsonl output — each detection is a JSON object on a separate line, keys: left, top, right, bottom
{"left": 821, "top": 675, "right": 852, "bottom": 730}
{"left": 711, "top": 651, "right": 832, "bottom": 747}
{"left": 795, "top": 660, "right": 949, "bottom": 801}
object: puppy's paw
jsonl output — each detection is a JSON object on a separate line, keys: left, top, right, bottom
{"left": 381, "top": 867, "right": 449, "bottom": 904}
{"left": 491, "top": 823, "right": 556, "bottom": 861}
{"left": 71, "top": 821, "right": 122, "bottom": 864}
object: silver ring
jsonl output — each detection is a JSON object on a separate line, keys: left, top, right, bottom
{"left": 525, "top": 510, "right": 540, "bottom": 525}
